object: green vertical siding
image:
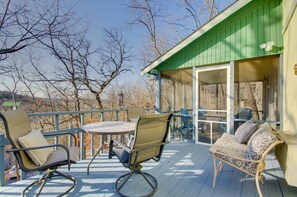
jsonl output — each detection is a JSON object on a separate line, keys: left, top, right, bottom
{"left": 157, "top": 0, "right": 282, "bottom": 71}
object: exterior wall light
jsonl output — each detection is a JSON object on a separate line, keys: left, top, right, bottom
{"left": 260, "top": 41, "right": 274, "bottom": 52}
{"left": 294, "top": 64, "right": 297, "bottom": 75}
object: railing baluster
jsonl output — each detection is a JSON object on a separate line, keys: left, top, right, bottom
{"left": 0, "top": 134, "right": 5, "bottom": 186}
{"left": 80, "top": 113, "right": 85, "bottom": 160}
{"left": 100, "top": 112, "right": 104, "bottom": 122}
{"left": 91, "top": 133, "right": 94, "bottom": 157}
{"left": 55, "top": 114, "right": 59, "bottom": 150}
{"left": 115, "top": 111, "right": 119, "bottom": 121}
{"left": 210, "top": 122, "right": 213, "bottom": 144}
{"left": 68, "top": 123, "right": 72, "bottom": 147}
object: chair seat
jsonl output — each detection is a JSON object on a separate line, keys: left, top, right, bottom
{"left": 44, "top": 146, "right": 79, "bottom": 166}
{"left": 210, "top": 135, "right": 258, "bottom": 174}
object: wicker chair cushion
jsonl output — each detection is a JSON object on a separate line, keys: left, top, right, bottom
{"left": 210, "top": 137, "right": 258, "bottom": 173}
{"left": 18, "top": 130, "right": 54, "bottom": 166}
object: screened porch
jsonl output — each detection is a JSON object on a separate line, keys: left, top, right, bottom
{"left": 159, "top": 55, "right": 280, "bottom": 144}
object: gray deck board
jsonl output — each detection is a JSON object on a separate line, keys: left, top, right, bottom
{"left": 0, "top": 141, "right": 297, "bottom": 197}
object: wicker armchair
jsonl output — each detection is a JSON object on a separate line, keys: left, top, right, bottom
{"left": 210, "top": 125, "right": 283, "bottom": 197}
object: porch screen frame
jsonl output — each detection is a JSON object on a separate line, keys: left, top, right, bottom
{"left": 194, "top": 62, "right": 234, "bottom": 144}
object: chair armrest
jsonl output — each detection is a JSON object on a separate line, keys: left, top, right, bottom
{"left": 110, "top": 139, "right": 169, "bottom": 155}
{"left": 112, "top": 139, "right": 132, "bottom": 152}
{"left": 43, "top": 132, "right": 77, "bottom": 146}
{"left": 131, "top": 141, "right": 170, "bottom": 153}
{"left": 7, "top": 144, "right": 72, "bottom": 170}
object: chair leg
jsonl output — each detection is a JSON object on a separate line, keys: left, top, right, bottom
{"left": 116, "top": 172, "right": 133, "bottom": 191}
{"left": 255, "top": 171, "right": 263, "bottom": 197}
{"left": 21, "top": 172, "right": 49, "bottom": 197}
{"left": 54, "top": 170, "right": 77, "bottom": 197}
{"left": 212, "top": 155, "right": 218, "bottom": 188}
{"left": 212, "top": 156, "right": 223, "bottom": 189}
{"left": 36, "top": 172, "right": 51, "bottom": 196}
{"left": 21, "top": 169, "right": 76, "bottom": 197}
{"left": 115, "top": 170, "right": 158, "bottom": 197}
{"left": 140, "top": 171, "right": 158, "bottom": 190}
{"left": 218, "top": 161, "right": 223, "bottom": 172}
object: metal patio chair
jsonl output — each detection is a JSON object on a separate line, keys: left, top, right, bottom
{"left": 109, "top": 113, "right": 172, "bottom": 197}
{"left": 0, "top": 109, "right": 79, "bottom": 196}
{"left": 178, "top": 108, "right": 194, "bottom": 140}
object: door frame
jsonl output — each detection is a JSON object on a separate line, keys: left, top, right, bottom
{"left": 194, "top": 62, "right": 234, "bottom": 144}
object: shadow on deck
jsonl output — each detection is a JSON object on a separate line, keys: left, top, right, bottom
{"left": 0, "top": 142, "right": 296, "bottom": 197}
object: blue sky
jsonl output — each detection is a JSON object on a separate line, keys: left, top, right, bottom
{"left": 75, "top": 0, "right": 147, "bottom": 84}
{"left": 0, "top": 0, "right": 236, "bottom": 95}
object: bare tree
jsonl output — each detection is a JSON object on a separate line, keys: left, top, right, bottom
{"left": 205, "top": 0, "right": 220, "bottom": 20}
{"left": 183, "top": 0, "right": 202, "bottom": 29}
{"left": 81, "top": 28, "right": 132, "bottom": 109}
{"left": 40, "top": 31, "right": 87, "bottom": 112}
{"left": 126, "top": 0, "right": 165, "bottom": 57}
{"left": 0, "top": 0, "right": 77, "bottom": 61}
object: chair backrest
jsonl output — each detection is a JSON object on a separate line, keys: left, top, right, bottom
{"left": 236, "top": 108, "right": 253, "bottom": 119}
{"left": 127, "top": 106, "right": 145, "bottom": 122}
{"left": 131, "top": 113, "right": 172, "bottom": 164}
{"left": 0, "top": 109, "right": 37, "bottom": 171}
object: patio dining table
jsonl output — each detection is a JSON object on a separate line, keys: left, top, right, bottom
{"left": 81, "top": 121, "right": 136, "bottom": 175}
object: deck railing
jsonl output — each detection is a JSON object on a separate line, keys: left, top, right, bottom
{"left": 0, "top": 108, "right": 280, "bottom": 186}
{"left": 0, "top": 108, "right": 154, "bottom": 186}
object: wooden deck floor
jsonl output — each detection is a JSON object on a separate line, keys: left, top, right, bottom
{"left": 0, "top": 141, "right": 297, "bottom": 197}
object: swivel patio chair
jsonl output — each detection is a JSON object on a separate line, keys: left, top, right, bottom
{"left": 109, "top": 113, "right": 172, "bottom": 197}
{"left": 234, "top": 108, "right": 253, "bottom": 130}
{"left": 179, "top": 108, "right": 194, "bottom": 140}
{"left": 221, "top": 108, "right": 253, "bottom": 133}
{"left": 0, "top": 109, "right": 79, "bottom": 196}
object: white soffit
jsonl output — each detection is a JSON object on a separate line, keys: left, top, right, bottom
{"left": 141, "top": 0, "right": 252, "bottom": 76}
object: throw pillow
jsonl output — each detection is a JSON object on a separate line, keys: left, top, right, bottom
{"left": 119, "top": 150, "right": 130, "bottom": 163}
{"left": 18, "top": 130, "right": 54, "bottom": 166}
{"left": 247, "top": 122, "right": 272, "bottom": 146}
{"left": 119, "top": 136, "right": 134, "bottom": 163}
{"left": 234, "top": 120, "right": 258, "bottom": 144}
{"left": 245, "top": 130, "right": 278, "bottom": 160}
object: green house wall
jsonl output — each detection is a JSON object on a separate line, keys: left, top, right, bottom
{"left": 157, "top": 0, "right": 283, "bottom": 71}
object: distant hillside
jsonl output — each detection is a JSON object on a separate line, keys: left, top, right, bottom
{"left": 0, "top": 91, "right": 34, "bottom": 110}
